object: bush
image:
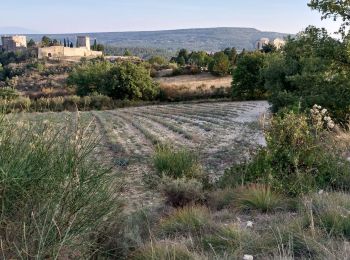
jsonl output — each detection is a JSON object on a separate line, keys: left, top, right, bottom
{"left": 160, "top": 177, "right": 205, "bottom": 207}
{"left": 233, "top": 184, "right": 286, "bottom": 213}
{"left": 209, "top": 52, "right": 230, "bottom": 76}
{"left": 68, "top": 60, "right": 160, "bottom": 101}
{"left": 159, "top": 206, "right": 211, "bottom": 237}
{"left": 219, "top": 111, "right": 350, "bottom": 196}
{"left": 0, "top": 87, "right": 19, "bottom": 100}
{"left": 153, "top": 145, "right": 202, "bottom": 179}
{"left": 131, "top": 242, "right": 196, "bottom": 260}
{"left": 0, "top": 115, "right": 120, "bottom": 258}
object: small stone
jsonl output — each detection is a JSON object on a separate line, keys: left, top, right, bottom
{"left": 318, "top": 190, "right": 324, "bottom": 195}
{"left": 246, "top": 221, "right": 253, "bottom": 228}
{"left": 243, "top": 254, "right": 254, "bottom": 260}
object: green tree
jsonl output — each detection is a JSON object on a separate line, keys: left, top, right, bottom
{"left": 232, "top": 51, "right": 265, "bottom": 99}
{"left": 124, "top": 49, "right": 132, "bottom": 56}
{"left": 224, "top": 47, "right": 238, "bottom": 67}
{"left": 96, "top": 44, "right": 104, "bottom": 52}
{"left": 261, "top": 43, "right": 277, "bottom": 53}
{"left": 92, "top": 39, "right": 97, "bottom": 50}
{"left": 308, "top": 0, "right": 350, "bottom": 36}
{"left": 27, "top": 39, "right": 36, "bottom": 48}
{"left": 64, "top": 39, "right": 67, "bottom": 47}
{"left": 189, "top": 51, "right": 210, "bottom": 67}
{"left": 70, "top": 42, "right": 74, "bottom": 48}
{"left": 41, "top": 36, "right": 52, "bottom": 47}
{"left": 176, "top": 49, "right": 189, "bottom": 65}
{"left": 68, "top": 61, "right": 159, "bottom": 100}
{"left": 208, "top": 52, "right": 230, "bottom": 76}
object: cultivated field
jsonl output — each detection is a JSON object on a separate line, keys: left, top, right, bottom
{"left": 20, "top": 100, "right": 268, "bottom": 210}
{"left": 156, "top": 73, "right": 232, "bottom": 100}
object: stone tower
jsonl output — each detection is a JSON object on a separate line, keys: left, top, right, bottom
{"left": 76, "top": 36, "right": 90, "bottom": 50}
{"left": 1, "top": 35, "right": 27, "bottom": 52}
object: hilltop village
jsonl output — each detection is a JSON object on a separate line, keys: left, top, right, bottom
{"left": 0, "top": 35, "right": 103, "bottom": 59}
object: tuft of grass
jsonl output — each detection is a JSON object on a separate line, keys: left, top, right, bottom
{"left": 0, "top": 114, "right": 120, "bottom": 258}
{"left": 130, "top": 241, "right": 196, "bottom": 260}
{"left": 153, "top": 145, "right": 202, "bottom": 179}
{"left": 159, "top": 206, "right": 211, "bottom": 237}
{"left": 202, "top": 224, "right": 249, "bottom": 255}
{"left": 206, "top": 188, "right": 236, "bottom": 210}
{"left": 234, "top": 184, "right": 286, "bottom": 213}
{"left": 305, "top": 192, "right": 350, "bottom": 239}
{"left": 160, "top": 177, "right": 205, "bottom": 207}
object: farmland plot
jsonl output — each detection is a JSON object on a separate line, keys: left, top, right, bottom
{"left": 23, "top": 101, "right": 269, "bottom": 211}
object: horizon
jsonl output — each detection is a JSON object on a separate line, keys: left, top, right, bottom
{"left": 0, "top": 0, "right": 340, "bottom": 35}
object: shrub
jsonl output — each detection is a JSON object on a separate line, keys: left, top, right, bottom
{"left": 159, "top": 206, "right": 211, "bottom": 237}
{"left": 160, "top": 177, "right": 205, "bottom": 207}
{"left": 219, "top": 111, "right": 350, "bottom": 196}
{"left": 0, "top": 115, "right": 120, "bottom": 258}
{"left": 131, "top": 242, "right": 196, "bottom": 260}
{"left": 233, "top": 184, "right": 285, "bottom": 213}
{"left": 153, "top": 145, "right": 202, "bottom": 179}
{"left": 0, "top": 87, "right": 19, "bottom": 100}
{"left": 68, "top": 60, "right": 160, "bottom": 101}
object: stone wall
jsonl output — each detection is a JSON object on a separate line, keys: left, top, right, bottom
{"left": 38, "top": 46, "right": 102, "bottom": 59}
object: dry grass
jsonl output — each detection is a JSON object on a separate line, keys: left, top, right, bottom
{"left": 156, "top": 73, "right": 232, "bottom": 100}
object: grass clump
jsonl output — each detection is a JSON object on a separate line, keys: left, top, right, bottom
{"left": 131, "top": 242, "right": 196, "bottom": 260}
{"left": 233, "top": 184, "right": 286, "bottom": 213}
{"left": 159, "top": 206, "right": 211, "bottom": 237}
{"left": 202, "top": 224, "right": 249, "bottom": 255}
{"left": 160, "top": 177, "right": 205, "bottom": 207}
{"left": 153, "top": 145, "right": 202, "bottom": 179}
{"left": 206, "top": 188, "right": 236, "bottom": 210}
{"left": 305, "top": 192, "right": 350, "bottom": 239}
{"left": 0, "top": 115, "right": 120, "bottom": 258}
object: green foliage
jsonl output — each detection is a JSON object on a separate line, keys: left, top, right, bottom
{"left": 68, "top": 60, "right": 160, "bottom": 101}
{"left": 153, "top": 145, "right": 202, "bottom": 179}
{"left": 308, "top": 0, "right": 350, "bottom": 36}
{"left": 160, "top": 177, "right": 204, "bottom": 207}
{"left": 206, "top": 188, "right": 236, "bottom": 210}
{"left": 208, "top": 51, "right": 230, "bottom": 76}
{"left": 131, "top": 242, "right": 196, "bottom": 260}
{"left": 263, "top": 26, "right": 350, "bottom": 122}
{"left": 27, "top": 39, "right": 36, "bottom": 48}
{"left": 159, "top": 206, "right": 211, "bottom": 237}
{"left": 232, "top": 51, "right": 266, "bottom": 100}
{"left": 219, "top": 111, "right": 350, "bottom": 196}
{"left": 233, "top": 184, "right": 286, "bottom": 213}
{"left": 0, "top": 87, "right": 20, "bottom": 100}
{"left": 0, "top": 116, "right": 120, "bottom": 258}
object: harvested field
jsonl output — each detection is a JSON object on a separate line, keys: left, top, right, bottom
{"left": 23, "top": 100, "right": 269, "bottom": 211}
{"left": 156, "top": 73, "right": 232, "bottom": 100}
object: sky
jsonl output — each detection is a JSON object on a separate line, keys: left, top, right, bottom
{"left": 0, "top": 0, "right": 341, "bottom": 34}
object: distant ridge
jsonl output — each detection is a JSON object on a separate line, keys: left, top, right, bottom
{"left": 0, "top": 27, "right": 40, "bottom": 35}
{"left": 11, "top": 27, "right": 291, "bottom": 52}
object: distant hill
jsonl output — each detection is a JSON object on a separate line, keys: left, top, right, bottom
{"left": 0, "top": 27, "right": 40, "bottom": 35}
{"left": 25, "top": 27, "right": 291, "bottom": 52}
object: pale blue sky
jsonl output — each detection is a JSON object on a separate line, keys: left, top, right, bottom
{"left": 1, "top": 0, "right": 340, "bottom": 34}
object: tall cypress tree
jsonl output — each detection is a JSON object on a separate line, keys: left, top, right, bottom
{"left": 64, "top": 38, "right": 67, "bottom": 47}
{"left": 93, "top": 39, "right": 97, "bottom": 51}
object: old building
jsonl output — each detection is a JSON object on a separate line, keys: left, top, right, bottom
{"left": 1, "top": 35, "right": 27, "bottom": 52}
{"left": 255, "top": 38, "right": 270, "bottom": 50}
{"left": 38, "top": 36, "right": 102, "bottom": 59}
{"left": 273, "top": 38, "right": 286, "bottom": 50}
{"left": 255, "top": 37, "right": 286, "bottom": 50}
